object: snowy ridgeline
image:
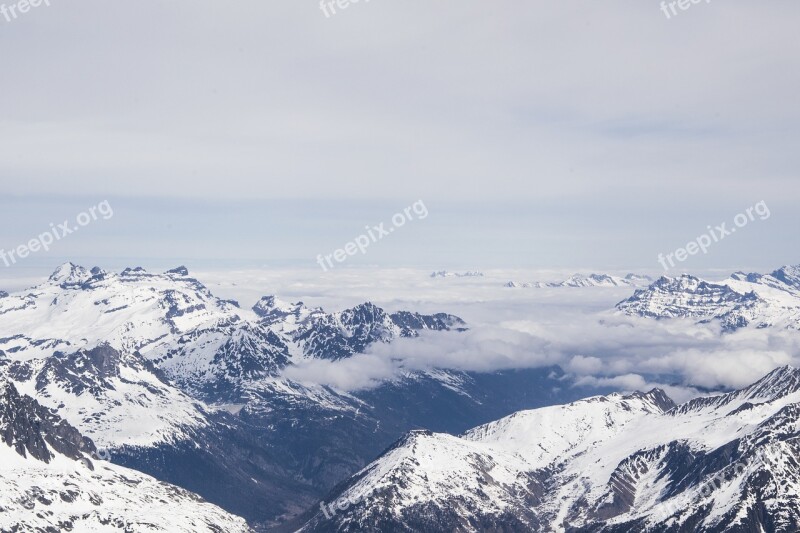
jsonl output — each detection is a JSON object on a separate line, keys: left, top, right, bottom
{"left": 617, "top": 265, "right": 800, "bottom": 331}
{"left": 300, "top": 367, "right": 800, "bottom": 532}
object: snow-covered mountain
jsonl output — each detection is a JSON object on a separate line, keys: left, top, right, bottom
{"left": 0, "top": 263, "right": 464, "bottom": 402}
{"left": 506, "top": 273, "right": 652, "bottom": 289}
{"left": 0, "top": 263, "right": 288, "bottom": 400}
{"left": 0, "top": 339, "right": 319, "bottom": 529}
{"left": 504, "top": 280, "right": 547, "bottom": 288}
{"left": 617, "top": 264, "right": 800, "bottom": 330}
{"left": 2, "top": 343, "right": 210, "bottom": 449}
{"left": 0, "top": 380, "right": 250, "bottom": 532}
{"left": 255, "top": 298, "right": 465, "bottom": 362}
{"left": 298, "top": 367, "right": 800, "bottom": 532}
{"left": 553, "top": 273, "right": 653, "bottom": 288}
{"left": 0, "top": 263, "right": 476, "bottom": 528}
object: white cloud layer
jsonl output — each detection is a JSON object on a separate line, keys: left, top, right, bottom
{"left": 256, "top": 267, "right": 800, "bottom": 401}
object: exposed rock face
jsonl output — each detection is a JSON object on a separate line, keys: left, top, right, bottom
{"left": 0, "top": 381, "right": 252, "bottom": 532}
{"left": 0, "top": 380, "right": 95, "bottom": 464}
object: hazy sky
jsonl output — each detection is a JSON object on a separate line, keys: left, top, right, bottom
{"left": 1, "top": 1, "right": 798, "bottom": 273}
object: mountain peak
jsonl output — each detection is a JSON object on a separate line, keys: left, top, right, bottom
{"left": 166, "top": 266, "right": 189, "bottom": 276}
{"left": 743, "top": 365, "right": 800, "bottom": 401}
{"left": 253, "top": 295, "right": 278, "bottom": 312}
{"left": 657, "top": 274, "right": 701, "bottom": 286}
{"left": 121, "top": 266, "right": 147, "bottom": 275}
{"left": 350, "top": 301, "right": 381, "bottom": 312}
{"left": 627, "top": 388, "right": 676, "bottom": 413}
{"left": 769, "top": 264, "right": 800, "bottom": 289}
{"left": 48, "top": 262, "right": 90, "bottom": 285}
{"left": 252, "top": 295, "right": 312, "bottom": 324}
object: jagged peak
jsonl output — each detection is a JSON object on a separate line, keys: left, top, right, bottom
{"left": 338, "top": 302, "right": 389, "bottom": 323}
{"left": 730, "top": 270, "right": 763, "bottom": 283}
{"left": 121, "top": 266, "right": 148, "bottom": 275}
{"left": 626, "top": 388, "right": 677, "bottom": 413}
{"left": 253, "top": 295, "right": 304, "bottom": 315}
{"left": 165, "top": 265, "right": 189, "bottom": 276}
{"left": 48, "top": 262, "right": 90, "bottom": 284}
{"left": 769, "top": 264, "right": 800, "bottom": 288}
{"left": 349, "top": 301, "right": 380, "bottom": 311}
{"left": 254, "top": 295, "right": 278, "bottom": 309}
{"left": 673, "top": 365, "right": 800, "bottom": 417}
{"left": 743, "top": 365, "right": 800, "bottom": 400}
{"left": 654, "top": 274, "right": 703, "bottom": 285}
{"left": 0, "top": 379, "right": 96, "bottom": 464}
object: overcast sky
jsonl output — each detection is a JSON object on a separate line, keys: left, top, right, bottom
{"left": 1, "top": 1, "right": 798, "bottom": 273}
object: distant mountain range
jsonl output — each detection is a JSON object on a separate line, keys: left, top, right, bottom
{"left": 506, "top": 273, "right": 653, "bottom": 289}
{"left": 617, "top": 264, "right": 800, "bottom": 330}
{"left": 430, "top": 270, "right": 484, "bottom": 278}
{"left": 296, "top": 367, "right": 800, "bottom": 532}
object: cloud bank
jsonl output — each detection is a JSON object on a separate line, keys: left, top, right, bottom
{"left": 284, "top": 305, "right": 800, "bottom": 403}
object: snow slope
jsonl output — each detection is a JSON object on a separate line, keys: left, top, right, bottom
{"left": 0, "top": 380, "right": 250, "bottom": 532}
{"left": 299, "top": 367, "right": 800, "bottom": 532}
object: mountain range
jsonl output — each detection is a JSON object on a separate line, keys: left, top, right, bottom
{"left": 506, "top": 273, "right": 653, "bottom": 289}
{"left": 430, "top": 271, "right": 485, "bottom": 278}
{"left": 617, "top": 264, "right": 800, "bottom": 330}
{"left": 296, "top": 367, "right": 800, "bottom": 532}
{"left": 0, "top": 263, "right": 599, "bottom": 530}
{"left": 2, "top": 262, "right": 799, "bottom": 531}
